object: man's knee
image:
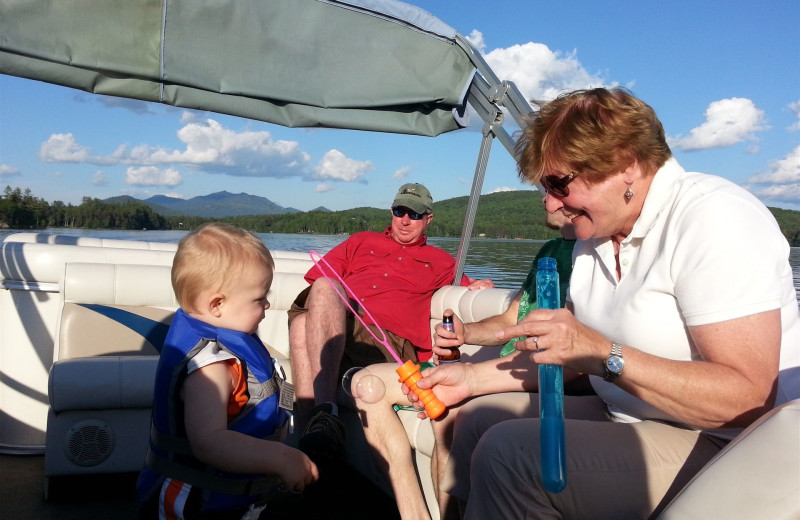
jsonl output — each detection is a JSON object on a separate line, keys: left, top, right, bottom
{"left": 309, "top": 277, "right": 341, "bottom": 299}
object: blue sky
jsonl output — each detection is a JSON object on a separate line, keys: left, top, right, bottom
{"left": 1, "top": 0, "right": 798, "bottom": 212}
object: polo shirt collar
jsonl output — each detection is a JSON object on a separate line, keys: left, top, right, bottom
{"left": 383, "top": 225, "right": 428, "bottom": 247}
{"left": 626, "top": 157, "right": 684, "bottom": 241}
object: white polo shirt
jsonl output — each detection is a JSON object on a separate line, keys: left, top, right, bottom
{"left": 569, "top": 159, "right": 799, "bottom": 436}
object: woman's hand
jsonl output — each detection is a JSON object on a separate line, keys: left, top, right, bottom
{"left": 496, "top": 307, "right": 609, "bottom": 377}
{"left": 403, "top": 362, "right": 474, "bottom": 418}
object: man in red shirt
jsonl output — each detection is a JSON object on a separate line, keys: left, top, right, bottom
{"left": 288, "top": 183, "right": 490, "bottom": 462}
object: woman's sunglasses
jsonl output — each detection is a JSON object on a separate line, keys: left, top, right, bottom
{"left": 392, "top": 207, "right": 428, "bottom": 220}
{"left": 540, "top": 172, "right": 577, "bottom": 198}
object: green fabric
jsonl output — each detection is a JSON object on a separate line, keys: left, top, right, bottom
{"left": 0, "top": 0, "right": 475, "bottom": 136}
{"left": 499, "top": 238, "right": 576, "bottom": 357}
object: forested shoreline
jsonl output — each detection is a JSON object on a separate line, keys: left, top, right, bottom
{"left": 2, "top": 186, "right": 799, "bottom": 246}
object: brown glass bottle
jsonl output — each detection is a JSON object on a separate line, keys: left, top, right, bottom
{"left": 438, "top": 313, "right": 461, "bottom": 363}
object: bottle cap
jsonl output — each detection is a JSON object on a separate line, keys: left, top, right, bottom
{"left": 538, "top": 257, "right": 556, "bottom": 270}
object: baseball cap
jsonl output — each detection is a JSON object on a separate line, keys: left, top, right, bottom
{"left": 391, "top": 183, "right": 433, "bottom": 214}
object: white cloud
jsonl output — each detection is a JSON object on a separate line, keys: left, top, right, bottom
{"left": 312, "top": 149, "right": 374, "bottom": 182}
{"left": 315, "top": 184, "right": 334, "bottom": 193}
{"left": 40, "top": 133, "right": 91, "bottom": 162}
{"left": 749, "top": 182, "right": 800, "bottom": 203}
{"left": 125, "top": 166, "right": 183, "bottom": 187}
{"left": 130, "top": 119, "right": 311, "bottom": 177}
{"left": 92, "top": 170, "right": 108, "bottom": 186}
{"left": 393, "top": 166, "right": 411, "bottom": 180}
{"left": 180, "top": 110, "right": 200, "bottom": 124}
{"left": 488, "top": 186, "right": 517, "bottom": 193}
{"left": 748, "top": 146, "right": 800, "bottom": 184}
{"left": 37, "top": 119, "right": 312, "bottom": 178}
{"left": 465, "top": 29, "right": 486, "bottom": 54}
{"left": 789, "top": 100, "right": 800, "bottom": 131}
{"left": 481, "top": 36, "right": 611, "bottom": 102}
{"left": 0, "top": 164, "right": 20, "bottom": 176}
{"left": 746, "top": 146, "right": 800, "bottom": 204}
{"left": 669, "top": 98, "right": 768, "bottom": 151}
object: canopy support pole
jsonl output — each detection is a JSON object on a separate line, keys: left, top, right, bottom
{"left": 453, "top": 121, "right": 494, "bottom": 284}
{"left": 451, "top": 34, "right": 541, "bottom": 285}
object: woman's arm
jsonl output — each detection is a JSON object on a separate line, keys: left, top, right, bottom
{"left": 618, "top": 309, "right": 780, "bottom": 428}
{"left": 504, "top": 308, "right": 781, "bottom": 429}
{"left": 411, "top": 348, "right": 583, "bottom": 411}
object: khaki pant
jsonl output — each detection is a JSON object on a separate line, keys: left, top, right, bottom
{"left": 443, "top": 392, "right": 726, "bottom": 519}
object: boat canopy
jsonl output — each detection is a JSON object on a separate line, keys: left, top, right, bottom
{"left": 0, "top": 0, "right": 535, "bottom": 281}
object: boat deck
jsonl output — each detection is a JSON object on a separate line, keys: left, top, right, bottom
{"left": 1, "top": 453, "right": 401, "bottom": 519}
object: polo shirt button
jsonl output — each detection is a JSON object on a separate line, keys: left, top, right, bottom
{"left": 360, "top": 298, "right": 365, "bottom": 302}
{"left": 398, "top": 257, "right": 402, "bottom": 260}
{"left": 384, "top": 273, "right": 388, "bottom": 277}
{"left": 621, "top": 258, "right": 629, "bottom": 266}
{"left": 372, "top": 285, "right": 377, "bottom": 289}
{"left": 425, "top": 264, "right": 429, "bottom": 268}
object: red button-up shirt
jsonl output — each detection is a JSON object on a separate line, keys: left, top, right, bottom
{"left": 305, "top": 226, "right": 468, "bottom": 360}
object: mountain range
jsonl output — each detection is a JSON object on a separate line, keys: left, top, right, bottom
{"left": 103, "top": 191, "right": 328, "bottom": 217}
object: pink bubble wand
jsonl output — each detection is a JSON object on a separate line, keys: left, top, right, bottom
{"left": 309, "top": 250, "right": 445, "bottom": 418}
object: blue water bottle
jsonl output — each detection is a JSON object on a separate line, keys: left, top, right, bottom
{"left": 536, "top": 257, "right": 566, "bottom": 493}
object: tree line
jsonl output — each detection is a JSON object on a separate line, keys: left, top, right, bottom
{"left": 0, "top": 186, "right": 168, "bottom": 231}
{"left": 2, "top": 185, "right": 799, "bottom": 246}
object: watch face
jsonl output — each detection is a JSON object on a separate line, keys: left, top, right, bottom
{"left": 607, "top": 356, "right": 624, "bottom": 374}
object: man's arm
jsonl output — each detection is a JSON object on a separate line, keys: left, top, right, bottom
{"left": 462, "top": 289, "right": 521, "bottom": 345}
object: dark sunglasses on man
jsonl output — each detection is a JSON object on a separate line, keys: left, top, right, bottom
{"left": 391, "top": 207, "right": 428, "bottom": 220}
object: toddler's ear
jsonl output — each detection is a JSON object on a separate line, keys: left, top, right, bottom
{"left": 208, "top": 293, "right": 225, "bottom": 317}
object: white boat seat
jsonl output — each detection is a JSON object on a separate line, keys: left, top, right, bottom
{"left": 657, "top": 398, "right": 800, "bottom": 520}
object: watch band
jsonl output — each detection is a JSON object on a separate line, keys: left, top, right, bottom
{"left": 603, "top": 341, "right": 624, "bottom": 382}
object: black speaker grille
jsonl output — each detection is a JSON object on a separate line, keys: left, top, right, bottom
{"left": 65, "top": 420, "right": 114, "bottom": 466}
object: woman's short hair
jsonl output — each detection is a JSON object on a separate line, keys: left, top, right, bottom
{"left": 515, "top": 87, "right": 672, "bottom": 185}
{"left": 172, "top": 222, "right": 274, "bottom": 312}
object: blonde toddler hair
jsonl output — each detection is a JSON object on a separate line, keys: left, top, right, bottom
{"left": 172, "top": 222, "right": 274, "bottom": 313}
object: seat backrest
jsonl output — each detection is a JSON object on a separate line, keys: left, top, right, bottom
{"left": 57, "top": 263, "right": 178, "bottom": 360}
{"left": 56, "top": 261, "right": 309, "bottom": 363}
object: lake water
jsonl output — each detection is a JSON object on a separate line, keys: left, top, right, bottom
{"left": 3, "top": 228, "right": 799, "bottom": 306}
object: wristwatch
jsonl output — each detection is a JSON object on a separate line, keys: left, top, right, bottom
{"left": 603, "top": 341, "right": 625, "bottom": 382}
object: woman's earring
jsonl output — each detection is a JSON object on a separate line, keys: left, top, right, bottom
{"left": 624, "top": 186, "right": 634, "bottom": 201}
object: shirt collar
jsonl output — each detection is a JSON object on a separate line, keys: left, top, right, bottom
{"left": 383, "top": 225, "right": 428, "bottom": 247}
{"left": 627, "top": 157, "right": 684, "bottom": 241}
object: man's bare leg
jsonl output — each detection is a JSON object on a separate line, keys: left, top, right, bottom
{"left": 353, "top": 363, "right": 432, "bottom": 520}
{"left": 304, "top": 278, "right": 348, "bottom": 405}
{"left": 291, "top": 278, "right": 349, "bottom": 460}
{"left": 289, "top": 312, "right": 314, "bottom": 429}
